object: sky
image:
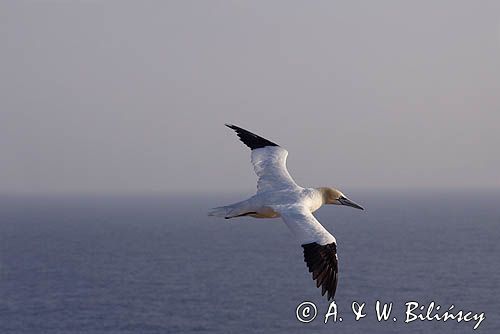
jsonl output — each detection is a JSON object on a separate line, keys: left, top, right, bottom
{"left": 1, "top": 1, "right": 499, "bottom": 194}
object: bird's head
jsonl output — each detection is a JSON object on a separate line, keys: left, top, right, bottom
{"left": 319, "top": 187, "right": 364, "bottom": 210}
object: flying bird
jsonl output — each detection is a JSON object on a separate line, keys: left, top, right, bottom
{"left": 209, "top": 124, "right": 363, "bottom": 300}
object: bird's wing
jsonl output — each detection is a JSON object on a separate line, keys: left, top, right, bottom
{"left": 276, "top": 205, "right": 338, "bottom": 301}
{"left": 225, "top": 124, "right": 299, "bottom": 193}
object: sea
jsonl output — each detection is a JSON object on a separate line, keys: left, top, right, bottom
{"left": 0, "top": 190, "right": 499, "bottom": 333}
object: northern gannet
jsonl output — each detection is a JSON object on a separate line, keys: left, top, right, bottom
{"left": 209, "top": 124, "right": 364, "bottom": 300}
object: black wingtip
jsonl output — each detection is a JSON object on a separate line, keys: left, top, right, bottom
{"left": 224, "top": 123, "right": 279, "bottom": 150}
{"left": 302, "top": 242, "right": 339, "bottom": 302}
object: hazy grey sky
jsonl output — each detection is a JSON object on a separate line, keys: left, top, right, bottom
{"left": 1, "top": 1, "right": 499, "bottom": 194}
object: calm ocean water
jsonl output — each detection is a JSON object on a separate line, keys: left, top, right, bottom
{"left": 0, "top": 191, "right": 499, "bottom": 333}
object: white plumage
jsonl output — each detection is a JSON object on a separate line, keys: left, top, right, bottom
{"left": 209, "top": 124, "right": 363, "bottom": 300}
{"left": 251, "top": 146, "right": 296, "bottom": 194}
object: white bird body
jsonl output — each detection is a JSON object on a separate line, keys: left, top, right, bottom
{"left": 211, "top": 185, "right": 335, "bottom": 245}
{"left": 216, "top": 186, "right": 319, "bottom": 217}
{"left": 209, "top": 124, "right": 363, "bottom": 300}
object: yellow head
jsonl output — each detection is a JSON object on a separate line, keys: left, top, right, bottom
{"left": 319, "top": 187, "right": 364, "bottom": 210}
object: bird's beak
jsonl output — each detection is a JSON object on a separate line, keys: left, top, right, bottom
{"left": 338, "top": 197, "right": 364, "bottom": 210}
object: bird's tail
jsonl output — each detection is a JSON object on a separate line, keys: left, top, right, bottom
{"left": 208, "top": 205, "right": 232, "bottom": 218}
{"left": 209, "top": 199, "right": 254, "bottom": 219}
